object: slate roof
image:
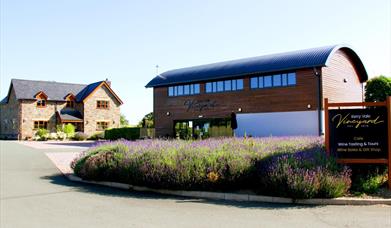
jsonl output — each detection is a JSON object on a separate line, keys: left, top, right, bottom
{"left": 57, "top": 109, "right": 83, "bottom": 122}
{"left": 146, "top": 45, "right": 368, "bottom": 88}
{"left": 1, "top": 79, "right": 113, "bottom": 104}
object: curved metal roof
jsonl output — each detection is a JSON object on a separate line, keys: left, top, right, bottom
{"left": 146, "top": 45, "right": 368, "bottom": 88}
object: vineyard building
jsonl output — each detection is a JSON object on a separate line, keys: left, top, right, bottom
{"left": 146, "top": 45, "right": 368, "bottom": 138}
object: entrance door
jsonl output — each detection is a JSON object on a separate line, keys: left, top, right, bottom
{"left": 174, "top": 118, "right": 233, "bottom": 139}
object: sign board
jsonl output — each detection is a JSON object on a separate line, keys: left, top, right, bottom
{"left": 328, "top": 108, "right": 388, "bottom": 159}
{"left": 324, "top": 97, "right": 391, "bottom": 190}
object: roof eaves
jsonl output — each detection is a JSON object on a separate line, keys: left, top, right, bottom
{"left": 145, "top": 64, "right": 327, "bottom": 88}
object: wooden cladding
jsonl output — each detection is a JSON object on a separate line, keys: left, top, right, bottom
{"left": 321, "top": 49, "right": 363, "bottom": 106}
{"left": 154, "top": 69, "right": 319, "bottom": 137}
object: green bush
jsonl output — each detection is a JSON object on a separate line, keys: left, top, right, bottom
{"left": 88, "top": 132, "right": 105, "bottom": 140}
{"left": 35, "top": 128, "right": 49, "bottom": 141}
{"left": 105, "top": 127, "right": 140, "bottom": 140}
{"left": 257, "top": 151, "right": 351, "bottom": 199}
{"left": 350, "top": 165, "right": 387, "bottom": 194}
{"left": 63, "top": 124, "right": 76, "bottom": 137}
{"left": 71, "top": 137, "right": 351, "bottom": 198}
{"left": 73, "top": 132, "right": 88, "bottom": 141}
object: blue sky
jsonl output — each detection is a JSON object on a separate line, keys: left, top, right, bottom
{"left": 1, "top": 0, "right": 390, "bottom": 124}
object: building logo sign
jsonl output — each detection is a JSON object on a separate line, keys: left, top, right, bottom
{"left": 329, "top": 108, "right": 388, "bottom": 159}
{"left": 184, "top": 99, "right": 217, "bottom": 112}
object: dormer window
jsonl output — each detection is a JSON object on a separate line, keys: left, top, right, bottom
{"left": 35, "top": 91, "right": 48, "bottom": 108}
{"left": 66, "top": 100, "right": 74, "bottom": 108}
{"left": 64, "top": 93, "right": 75, "bottom": 108}
{"left": 37, "top": 99, "right": 46, "bottom": 108}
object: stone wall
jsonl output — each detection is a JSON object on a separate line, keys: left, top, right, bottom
{"left": 20, "top": 101, "right": 65, "bottom": 139}
{"left": 0, "top": 87, "right": 20, "bottom": 139}
{"left": 83, "top": 85, "right": 121, "bottom": 136}
{"left": 1, "top": 83, "right": 121, "bottom": 139}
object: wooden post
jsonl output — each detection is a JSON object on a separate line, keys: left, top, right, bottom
{"left": 387, "top": 96, "right": 391, "bottom": 190}
{"left": 324, "top": 98, "right": 330, "bottom": 156}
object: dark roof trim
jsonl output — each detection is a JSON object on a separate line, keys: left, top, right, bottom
{"left": 145, "top": 45, "right": 368, "bottom": 87}
{"left": 80, "top": 81, "right": 124, "bottom": 105}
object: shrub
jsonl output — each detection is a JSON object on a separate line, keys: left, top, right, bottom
{"left": 256, "top": 149, "right": 351, "bottom": 199}
{"left": 73, "top": 132, "right": 88, "bottom": 141}
{"left": 350, "top": 165, "right": 387, "bottom": 194}
{"left": 72, "top": 137, "right": 350, "bottom": 196}
{"left": 35, "top": 128, "right": 49, "bottom": 141}
{"left": 105, "top": 127, "right": 140, "bottom": 140}
{"left": 63, "top": 124, "right": 76, "bottom": 138}
{"left": 88, "top": 132, "right": 105, "bottom": 140}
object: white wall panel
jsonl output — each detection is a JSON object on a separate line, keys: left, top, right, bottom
{"left": 234, "top": 111, "right": 319, "bottom": 137}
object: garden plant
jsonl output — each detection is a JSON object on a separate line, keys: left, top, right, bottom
{"left": 71, "top": 137, "right": 358, "bottom": 199}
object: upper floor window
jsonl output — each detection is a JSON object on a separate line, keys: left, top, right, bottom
{"left": 97, "top": 100, "right": 109, "bottom": 109}
{"left": 250, "top": 72, "right": 296, "bottom": 89}
{"left": 65, "top": 93, "right": 75, "bottom": 108}
{"left": 37, "top": 99, "right": 46, "bottom": 108}
{"left": 66, "top": 100, "right": 75, "bottom": 108}
{"left": 96, "top": 121, "right": 109, "bottom": 131}
{"left": 205, "top": 79, "right": 244, "bottom": 93}
{"left": 168, "top": 83, "right": 200, "bottom": 97}
{"left": 35, "top": 91, "right": 48, "bottom": 108}
{"left": 34, "top": 120, "right": 48, "bottom": 130}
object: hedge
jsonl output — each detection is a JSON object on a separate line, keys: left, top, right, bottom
{"left": 72, "top": 137, "right": 353, "bottom": 199}
{"left": 104, "top": 127, "right": 140, "bottom": 140}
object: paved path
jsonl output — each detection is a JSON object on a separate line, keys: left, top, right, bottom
{"left": 1, "top": 141, "right": 391, "bottom": 228}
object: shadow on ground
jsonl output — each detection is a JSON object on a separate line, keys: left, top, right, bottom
{"left": 41, "top": 174, "right": 322, "bottom": 210}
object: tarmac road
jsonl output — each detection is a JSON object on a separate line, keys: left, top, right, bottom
{"left": 1, "top": 141, "right": 390, "bottom": 228}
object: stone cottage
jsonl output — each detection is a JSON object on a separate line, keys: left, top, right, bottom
{"left": 0, "top": 79, "right": 123, "bottom": 139}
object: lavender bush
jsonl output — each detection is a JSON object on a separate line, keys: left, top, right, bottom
{"left": 257, "top": 148, "right": 351, "bottom": 198}
{"left": 71, "top": 137, "right": 351, "bottom": 198}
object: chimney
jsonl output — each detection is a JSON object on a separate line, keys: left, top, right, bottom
{"left": 105, "top": 78, "right": 111, "bottom": 87}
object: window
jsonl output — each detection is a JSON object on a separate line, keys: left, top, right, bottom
{"left": 236, "top": 79, "right": 243, "bottom": 90}
{"left": 168, "top": 83, "right": 201, "bottom": 97}
{"left": 288, "top": 73, "right": 296, "bottom": 85}
{"left": 37, "top": 99, "right": 46, "bottom": 108}
{"left": 184, "top": 85, "right": 190, "bottom": 95}
{"left": 168, "top": 87, "right": 174, "bottom": 96}
{"left": 206, "top": 82, "right": 212, "bottom": 93}
{"left": 217, "top": 81, "right": 224, "bottom": 92}
{"left": 205, "top": 79, "right": 244, "bottom": 93}
{"left": 250, "top": 72, "right": 296, "bottom": 89}
{"left": 224, "top": 80, "right": 231, "bottom": 91}
{"left": 33, "top": 121, "right": 48, "bottom": 130}
{"left": 282, "top": 74, "right": 288, "bottom": 86}
{"left": 258, "top": 77, "right": 264, "bottom": 88}
{"left": 97, "top": 100, "right": 109, "bottom": 109}
{"left": 264, "top": 76, "right": 272, "bottom": 87}
{"left": 273, "top": 74, "right": 281, "bottom": 86}
{"left": 194, "top": 84, "right": 200, "bottom": 94}
{"left": 96, "top": 121, "right": 109, "bottom": 131}
{"left": 177, "top": 85, "right": 183, "bottom": 95}
{"left": 66, "top": 100, "right": 74, "bottom": 108}
{"left": 250, "top": 77, "right": 258, "bottom": 89}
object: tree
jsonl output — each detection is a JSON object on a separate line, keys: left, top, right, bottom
{"left": 63, "top": 123, "right": 75, "bottom": 137}
{"left": 138, "top": 112, "right": 154, "bottom": 128}
{"left": 365, "top": 76, "right": 391, "bottom": 102}
{"left": 120, "top": 113, "right": 129, "bottom": 127}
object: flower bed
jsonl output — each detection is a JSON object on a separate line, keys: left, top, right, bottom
{"left": 71, "top": 137, "right": 352, "bottom": 199}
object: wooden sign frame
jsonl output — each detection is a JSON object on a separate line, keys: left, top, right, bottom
{"left": 324, "top": 97, "right": 391, "bottom": 190}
